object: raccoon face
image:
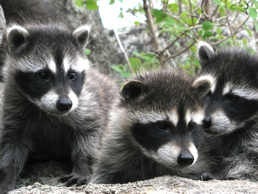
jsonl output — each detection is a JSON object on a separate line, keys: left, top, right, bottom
{"left": 194, "top": 42, "right": 258, "bottom": 135}
{"left": 121, "top": 76, "right": 205, "bottom": 169}
{"left": 6, "top": 24, "right": 91, "bottom": 115}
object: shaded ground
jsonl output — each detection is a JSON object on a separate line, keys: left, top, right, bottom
{"left": 9, "top": 161, "right": 258, "bottom": 194}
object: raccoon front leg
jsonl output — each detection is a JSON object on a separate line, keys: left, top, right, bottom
{"left": 91, "top": 157, "right": 126, "bottom": 184}
{"left": 90, "top": 138, "right": 139, "bottom": 184}
{"left": 200, "top": 172, "right": 216, "bottom": 181}
{"left": 60, "top": 131, "right": 98, "bottom": 186}
{"left": 0, "top": 141, "right": 29, "bottom": 193}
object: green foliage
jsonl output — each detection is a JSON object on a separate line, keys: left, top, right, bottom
{"left": 74, "top": 0, "right": 98, "bottom": 10}
{"left": 111, "top": 64, "right": 131, "bottom": 78}
{"left": 74, "top": 0, "right": 257, "bottom": 78}
{"left": 112, "top": 52, "right": 160, "bottom": 78}
{"left": 84, "top": 49, "right": 91, "bottom": 56}
{"left": 113, "top": 0, "right": 257, "bottom": 78}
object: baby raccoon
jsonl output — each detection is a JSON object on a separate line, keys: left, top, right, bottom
{"left": 194, "top": 41, "right": 258, "bottom": 136}
{"left": 0, "top": 23, "right": 118, "bottom": 192}
{"left": 193, "top": 42, "right": 258, "bottom": 180}
{"left": 0, "top": 0, "right": 66, "bottom": 81}
{"left": 91, "top": 70, "right": 208, "bottom": 184}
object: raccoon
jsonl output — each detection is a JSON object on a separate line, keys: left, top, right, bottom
{"left": 90, "top": 70, "right": 209, "bottom": 184}
{"left": 0, "top": 0, "right": 67, "bottom": 81}
{"left": 0, "top": 23, "right": 118, "bottom": 192}
{"left": 193, "top": 42, "right": 258, "bottom": 180}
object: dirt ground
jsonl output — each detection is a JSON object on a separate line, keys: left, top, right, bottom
{"left": 8, "top": 161, "right": 258, "bottom": 194}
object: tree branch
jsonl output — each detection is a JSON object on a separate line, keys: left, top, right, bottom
{"left": 143, "top": 0, "right": 159, "bottom": 51}
{"left": 214, "top": 16, "right": 250, "bottom": 45}
{"left": 164, "top": 40, "right": 196, "bottom": 62}
{"left": 113, "top": 29, "right": 134, "bottom": 73}
{"left": 143, "top": 0, "right": 167, "bottom": 67}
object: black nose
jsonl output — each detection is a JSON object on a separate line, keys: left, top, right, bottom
{"left": 202, "top": 116, "right": 212, "bottom": 128}
{"left": 56, "top": 97, "right": 72, "bottom": 112}
{"left": 177, "top": 151, "right": 194, "bottom": 167}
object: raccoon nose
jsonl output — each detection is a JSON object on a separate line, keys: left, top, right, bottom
{"left": 202, "top": 116, "right": 212, "bottom": 128}
{"left": 56, "top": 97, "right": 72, "bottom": 112}
{"left": 177, "top": 151, "right": 194, "bottom": 167}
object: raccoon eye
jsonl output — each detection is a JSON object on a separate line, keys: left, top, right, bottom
{"left": 206, "top": 91, "right": 212, "bottom": 97}
{"left": 36, "top": 69, "right": 51, "bottom": 80}
{"left": 157, "top": 122, "right": 172, "bottom": 131}
{"left": 188, "top": 121, "right": 196, "bottom": 130}
{"left": 67, "top": 71, "right": 78, "bottom": 81}
{"left": 224, "top": 93, "right": 239, "bottom": 101}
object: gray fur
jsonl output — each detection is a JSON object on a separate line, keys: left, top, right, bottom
{"left": 194, "top": 42, "right": 258, "bottom": 181}
{"left": 91, "top": 70, "right": 207, "bottom": 184}
{"left": 0, "top": 24, "right": 118, "bottom": 193}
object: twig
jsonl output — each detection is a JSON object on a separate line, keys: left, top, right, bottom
{"left": 143, "top": 0, "right": 159, "bottom": 51}
{"left": 142, "top": 0, "right": 167, "bottom": 67}
{"left": 113, "top": 29, "right": 134, "bottom": 73}
{"left": 211, "top": 5, "right": 219, "bottom": 18}
{"left": 178, "top": 0, "right": 182, "bottom": 14}
{"left": 214, "top": 16, "right": 250, "bottom": 45}
{"left": 162, "top": 0, "right": 168, "bottom": 12}
{"left": 201, "top": 0, "right": 211, "bottom": 19}
{"left": 164, "top": 41, "right": 196, "bottom": 62}
{"left": 158, "top": 31, "right": 187, "bottom": 56}
{"left": 225, "top": 8, "right": 233, "bottom": 37}
{"left": 188, "top": 0, "right": 194, "bottom": 25}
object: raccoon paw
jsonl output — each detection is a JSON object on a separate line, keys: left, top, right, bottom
{"left": 59, "top": 173, "right": 90, "bottom": 186}
{"left": 0, "top": 167, "right": 16, "bottom": 193}
{"left": 200, "top": 172, "right": 215, "bottom": 181}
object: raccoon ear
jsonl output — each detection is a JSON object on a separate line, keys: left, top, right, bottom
{"left": 121, "top": 80, "right": 146, "bottom": 100}
{"left": 73, "top": 25, "right": 91, "bottom": 48}
{"left": 197, "top": 41, "right": 215, "bottom": 66}
{"left": 7, "top": 25, "right": 29, "bottom": 53}
{"left": 192, "top": 79, "right": 211, "bottom": 98}
{"left": 0, "top": 6, "right": 6, "bottom": 33}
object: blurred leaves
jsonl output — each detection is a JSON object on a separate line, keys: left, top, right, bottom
{"left": 84, "top": 49, "right": 91, "bottom": 56}
{"left": 74, "top": 0, "right": 98, "bottom": 10}
{"left": 75, "top": 0, "right": 257, "bottom": 79}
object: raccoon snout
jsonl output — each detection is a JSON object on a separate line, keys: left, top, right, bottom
{"left": 56, "top": 97, "right": 72, "bottom": 112}
{"left": 202, "top": 116, "right": 212, "bottom": 128}
{"left": 177, "top": 150, "right": 194, "bottom": 167}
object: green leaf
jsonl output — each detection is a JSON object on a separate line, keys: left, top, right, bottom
{"left": 74, "top": 0, "right": 84, "bottom": 7}
{"left": 129, "top": 57, "right": 141, "bottom": 72}
{"left": 86, "top": 0, "right": 98, "bottom": 10}
{"left": 228, "top": 2, "right": 245, "bottom": 12}
{"left": 119, "top": 8, "right": 124, "bottom": 18}
{"left": 111, "top": 65, "right": 131, "bottom": 78}
{"left": 202, "top": 21, "right": 213, "bottom": 31}
{"left": 84, "top": 49, "right": 91, "bottom": 56}
{"left": 134, "top": 21, "right": 140, "bottom": 26}
{"left": 248, "top": 8, "right": 257, "bottom": 19}
{"left": 168, "top": 3, "right": 178, "bottom": 13}
{"left": 152, "top": 9, "right": 168, "bottom": 23}
{"left": 255, "top": 22, "right": 258, "bottom": 31}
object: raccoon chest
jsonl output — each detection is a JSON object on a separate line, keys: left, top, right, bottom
{"left": 27, "top": 118, "right": 73, "bottom": 161}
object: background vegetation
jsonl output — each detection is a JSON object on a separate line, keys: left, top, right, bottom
{"left": 75, "top": 0, "right": 257, "bottom": 77}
